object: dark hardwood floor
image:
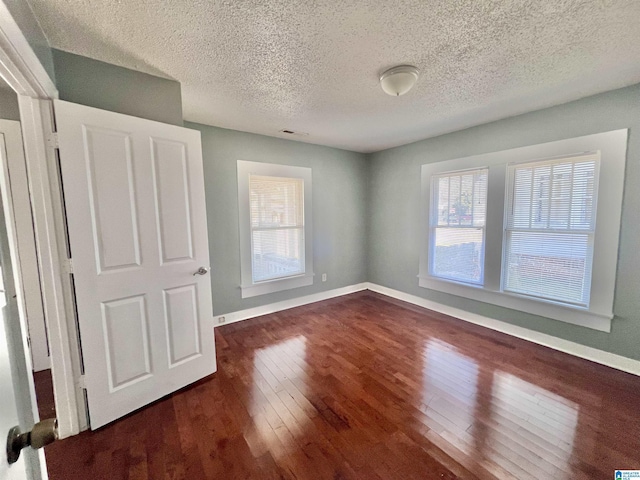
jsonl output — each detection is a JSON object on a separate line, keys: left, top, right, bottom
{"left": 38, "top": 291, "right": 640, "bottom": 479}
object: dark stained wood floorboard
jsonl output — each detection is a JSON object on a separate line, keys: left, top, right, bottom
{"left": 39, "top": 291, "right": 640, "bottom": 479}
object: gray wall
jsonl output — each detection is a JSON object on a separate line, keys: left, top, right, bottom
{"left": 367, "top": 83, "right": 640, "bottom": 361}
{"left": 186, "top": 123, "right": 368, "bottom": 316}
{"left": 0, "top": 88, "right": 19, "bottom": 120}
{"left": 52, "top": 49, "right": 183, "bottom": 126}
{"left": 3, "top": 0, "right": 55, "bottom": 83}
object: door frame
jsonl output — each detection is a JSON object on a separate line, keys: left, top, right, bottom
{"left": 0, "top": 1, "right": 86, "bottom": 437}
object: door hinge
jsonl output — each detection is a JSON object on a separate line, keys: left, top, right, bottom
{"left": 77, "top": 375, "right": 86, "bottom": 389}
{"left": 46, "top": 132, "right": 59, "bottom": 149}
{"left": 63, "top": 258, "right": 73, "bottom": 274}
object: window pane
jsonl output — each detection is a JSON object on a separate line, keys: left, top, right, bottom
{"left": 252, "top": 228, "right": 304, "bottom": 282}
{"left": 432, "top": 227, "right": 484, "bottom": 283}
{"left": 550, "top": 162, "right": 572, "bottom": 228}
{"left": 531, "top": 165, "right": 550, "bottom": 228}
{"left": 437, "top": 177, "right": 449, "bottom": 225}
{"left": 509, "top": 158, "right": 596, "bottom": 232}
{"left": 435, "top": 169, "right": 487, "bottom": 227}
{"left": 512, "top": 167, "right": 533, "bottom": 228}
{"left": 472, "top": 171, "right": 488, "bottom": 227}
{"left": 431, "top": 169, "right": 488, "bottom": 285}
{"left": 250, "top": 175, "right": 303, "bottom": 228}
{"left": 504, "top": 231, "right": 590, "bottom": 304}
{"left": 505, "top": 155, "right": 597, "bottom": 305}
{"left": 460, "top": 174, "right": 473, "bottom": 225}
{"left": 570, "top": 161, "right": 596, "bottom": 229}
{"left": 449, "top": 176, "right": 461, "bottom": 225}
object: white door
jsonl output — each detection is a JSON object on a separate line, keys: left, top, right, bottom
{"left": 55, "top": 100, "right": 216, "bottom": 429}
{"left": 0, "top": 198, "right": 30, "bottom": 480}
{"left": 0, "top": 125, "right": 45, "bottom": 479}
{"left": 0, "top": 210, "right": 27, "bottom": 480}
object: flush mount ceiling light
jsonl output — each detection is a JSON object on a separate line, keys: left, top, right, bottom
{"left": 379, "top": 65, "right": 420, "bottom": 96}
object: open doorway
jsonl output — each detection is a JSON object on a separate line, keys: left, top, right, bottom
{"left": 0, "top": 78, "right": 47, "bottom": 479}
{"left": 0, "top": 83, "right": 55, "bottom": 438}
{"left": 0, "top": 76, "right": 53, "bottom": 415}
{"left": 0, "top": 75, "right": 51, "bottom": 374}
{"left": 0, "top": 6, "right": 89, "bottom": 478}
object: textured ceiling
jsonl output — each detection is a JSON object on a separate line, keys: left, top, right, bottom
{"left": 27, "top": 0, "right": 640, "bottom": 153}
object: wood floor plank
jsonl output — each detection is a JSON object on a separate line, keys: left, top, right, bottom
{"left": 39, "top": 291, "right": 640, "bottom": 479}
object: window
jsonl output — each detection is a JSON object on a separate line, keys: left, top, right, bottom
{"left": 504, "top": 156, "right": 597, "bottom": 306}
{"left": 238, "top": 161, "right": 313, "bottom": 298}
{"left": 419, "top": 130, "right": 628, "bottom": 332}
{"left": 430, "top": 169, "right": 488, "bottom": 284}
{"left": 250, "top": 175, "right": 305, "bottom": 282}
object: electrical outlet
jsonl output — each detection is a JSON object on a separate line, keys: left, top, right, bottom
{"left": 218, "top": 316, "right": 226, "bottom": 324}
{"left": 322, "top": 273, "right": 327, "bottom": 282}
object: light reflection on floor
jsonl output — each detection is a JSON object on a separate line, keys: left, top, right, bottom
{"left": 422, "top": 339, "right": 478, "bottom": 455}
{"left": 250, "top": 335, "right": 308, "bottom": 460}
{"left": 484, "top": 372, "right": 579, "bottom": 479}
{"left": 421, "top": 339, "right": 580, "bottom": 478}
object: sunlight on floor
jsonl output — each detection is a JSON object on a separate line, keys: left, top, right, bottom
{"left": 483, "top": 372, "right": 579, "bottom": 479}
{"left": 422, "top": 339, "right": 479, "bottom": 455}
{"left": 250, "top": 336, "right": 308, "bottom": 460}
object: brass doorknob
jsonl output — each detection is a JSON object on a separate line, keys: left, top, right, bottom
{"left": 6, "top": 418, "right": 58, "bottom": 464}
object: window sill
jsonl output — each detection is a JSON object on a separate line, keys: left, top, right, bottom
{"left": 241, "top": 272, "right": 314, "bottom": 299}
{"left": 418, "top": 275, "right": 612, "bottom": 332}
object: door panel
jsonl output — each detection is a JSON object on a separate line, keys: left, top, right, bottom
{"left": 102, "top": 295, "right": 151, "bottom": 390}
{"left": 55, "top": 100, "right": 215, "bottom": 429}
{"left": 151, "top": 138, "right": 194, "bottom": 263}
{"left": 163, "top": 284, "right": 201, "bottom": 366}
{"left": 84, "top": 127, "right": 141, "bottom": 272}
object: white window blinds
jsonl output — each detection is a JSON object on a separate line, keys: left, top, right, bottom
{"left": 430, "top": 169, "right": 488, "bottom": 284}
{"left": 249, "top": 174, "right": 305, "bottom": 283}
{"left": 504, "top": 154, "right": 598, "bottom": 305}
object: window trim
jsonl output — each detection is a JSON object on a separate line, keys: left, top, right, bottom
{"left": 237, "top": 160, "right": 313, "bottom": 298}
{"left": 419, "top": 130, "right": 628, "bottom": 332}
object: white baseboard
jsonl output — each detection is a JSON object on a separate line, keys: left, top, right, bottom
{"left": 214, "top": 283, "right": 369, "bottom": 327}
{"left": 366, "top": 282, "right": 640, "bottom": 377}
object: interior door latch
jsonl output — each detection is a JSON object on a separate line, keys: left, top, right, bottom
{"left": 6, "top": 418, "right": 58, "bottom": 464}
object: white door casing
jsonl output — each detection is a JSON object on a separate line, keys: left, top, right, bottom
{"left": 55, "top": 100, "right": 216, "bottom": 429}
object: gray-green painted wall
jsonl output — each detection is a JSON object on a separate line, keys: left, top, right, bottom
{"left": 187, "top": 123, "right": 369, "bottom": 316}
{"left": 0, "top": 88, "right": 20, "bottom": 120}
{"left": 367, "top": 83, "right": 640, "bottom": 361}
{"left": 52, "top": 50, "right": 183, "bottom": 126}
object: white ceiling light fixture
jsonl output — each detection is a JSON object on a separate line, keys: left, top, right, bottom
{"left": 380, "top": 65, "right": 420, "bottom": 96}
